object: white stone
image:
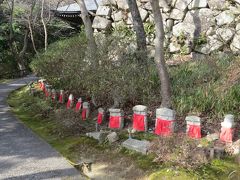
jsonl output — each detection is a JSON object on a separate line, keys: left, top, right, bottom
{"left": 216, "top": 28, "right": 234, "bottom": 42}
{"left": 234, "top": 0, "right": 240, "bottom": 4}
{"left": 92, "top": 16, "right": 112, "bottom": 30}
{"left": 169, "top": 42, "right": 181, "bottom": 53}
{"left": 133, "top": 105, "right": 147, "bottom": 113}
{"left": 236, "top": 23, "right": 240, "bottom": 32}
{"left": 170, "top": 9, "right": 185, "bottom": 20}
{"left": 143, "top": 2, "right": 152, "bottom": 11}
{"left": 117, "top": 0, "right": 129, "bottom": 10}
{"left": 172, "top": 0, "right": 192, "bottom": 11}
{"left": 208, "top": 0, "right": 229, "bottom": 10}
{"left": 107, "top": 132, "right": 119, "bottom": 143}
{"left": 100, "top": 0, "right": 116, "bottom": 6}
{"left": 185, "top": 116, "right": 201, "bottom": 125}
{"left": 111, "top": 11, "right": 123, "bottom": 22}
{"left": 230, "top": 34, "right": 240, "bottom": 54}
{"left": 96, "top": 6, "right": 111, "bottom": 16}
{"left": 159, "top": 0, "right": 171, "bottom": 12}
{"left": 156, "top": 108, "right": 176, "bottom": 120}
{"left": 139, "top": 7, "right": 149, "bottom": 21}
{"left": 216, "top": 10, "right": 235, "bottom": 26}
{"left": 221, "top": 114, "right": 235, "bottom": 128}
{"left": 188, "top": 0, "right": 208, "bottom": 10}
{"left": 122, "top": 139, "right": 150, "bottom": 154}
{"left": 208, "top": 35, "right": 224, "bottom": 52}
{"left": 86, "top": 132, "right": 108, "bottom": 142}
{"left": 172, "top": 8, "right": 214, "bottom": 38}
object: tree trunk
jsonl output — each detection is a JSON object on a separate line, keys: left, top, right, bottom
{"left": 76, "top": 0, "right": 97, "bottom": 54}
{"left": 41, "top": 0, "right": 48, "bottom": 51}
{"left": 150, "top": 0, "right": 172, "bottom": 108}
{"left": 28, "top": 0, "right": 38, "bottom": 55}
{"left": 127, "top": 0, "right": 147, "bottom": 52}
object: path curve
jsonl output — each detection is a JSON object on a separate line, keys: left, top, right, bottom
{"left": 0, "top": 75, "right": 82, "bottom": 180}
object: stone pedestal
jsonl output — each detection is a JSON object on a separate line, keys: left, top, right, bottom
{"left": 220, "top": 114, "right": 235, "bottom": 143}
{"left": 86, "top": 131, "right": 108, "bottom": 143}
{"left": 132, "top": 105, "right": 148, "bottom": 132}
{"left": 155, "top": 108, "right": 176, "bottom": 136}
{"left": 122, "top": 139, "right": 150, "bottom": 154}
{"left": 59, "top": 90, "right": 65, "bottom": 103}
{"left": 75, "top": 98, "right": 82, "bottom": 112}
{"left": 66, "top": 94, "right": 74, "bottom": 109}
{"left": 45, "top": 85, "right": 52, "bottom": 98}
{"left": 82, "top": 102, "right": 90, "bottom": 120}
{"left": 109, "top": 109, "right": 124, "bottom": 129}
{"left": 185, "top": 116, "right": 201, "bottom": 139}
{"left": 97, "top": 108, "right": 104, "bottom": 125}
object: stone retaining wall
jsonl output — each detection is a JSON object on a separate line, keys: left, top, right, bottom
{"left": 92, "top": 0, "right": 240, "bottom": 56}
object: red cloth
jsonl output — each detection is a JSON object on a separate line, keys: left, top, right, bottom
{"left": 133, "top": 114, "right": 145, "bottom": 131}
{"left": 155, "top": 118, "right": 174, "bottom": 136}
{"left": 42, "top": 83, "right": 46, "bottom": 92}
{"left": 66, "top": 99, "right": 72, "bottom": 109}
{"left": 82, "top": 108, "right": 87, "bottom": 120}
{"left": 109, "top": 116, "right": 121, "bottom": 129}
{"left": 97, "top": 113, "right": 103, "bottom": 125}
{"left": 45, "top": 90, "right": 49, "bottom": 97}
{"left": 75, "top": 102, "right": 82, "bottom": 112}
{"left": 188, "top": 125, "right": 201, "bottom": 139}
{"left": 220, "top": 127, "right": 234, "bottom": 143}
{"left": 59, "top": 94, "right": 63, "bottom": 103}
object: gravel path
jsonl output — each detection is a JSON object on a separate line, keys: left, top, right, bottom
{"left": 0, "top": 76, "right": 83, "bottom": 180}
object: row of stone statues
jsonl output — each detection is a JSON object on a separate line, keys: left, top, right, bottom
{"left": 38, "top": 80, "right": 236, "bottom": 143}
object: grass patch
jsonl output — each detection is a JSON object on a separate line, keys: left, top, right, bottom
{"left": 0, "top": 78, "right": 12, "bottom": 83}
{"left": 7, "top": 86, "right": 240, "bottom": 179}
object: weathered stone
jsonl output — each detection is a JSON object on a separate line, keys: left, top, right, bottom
{"left": 172, "top": 8, "right": 214, "bottom": 38}
{"left": 156, "top": 108, "right": 176, "bottom": 120}
{"left": 159, "top": 0, "right": 171, "bottom": 12}
{"left": 122, "top": 139, "right": 150, "bottom": 154}
{"left": 229, "top": 6, "right": 240, "bottom": 15}
{"left": 96, "top": 6, "right": 111, "bottom": 16}
{"left": 132, "top": 105, "right": 148, "bottom": 132}
{"left": 172, "top": 0, "right": 191, "bottom": 11}
{"left": 170, "top": 8, "right": 185, "bottom": 20}
{"left": 111, "top": 11, "right": 123, "bottom": 22}
{"left": 216, "top": 28, "right": 234, "bottom": 42}
{"left": 100, "top": 0, "right": 116, "bottom": 6}
{"left": 188, "top": 0, "right": 208, "bottom": 10}
{"left": 107, "top": 132, "right": 119, "bottom": 143}
{"left": 208, "top": 0, "right": 229, "bottom": 10}
{"left": 139, "top": 7, "right": 149, "bottom": 21}
{"left": 216, "top": 10, "right": 235, "bottom": 26}
{"left": 236, "top": 23, "right": 240, "bottom": 32}
{"left": 86, "top": 131, "right": 108, "bottom": 142}
{"left": 169, "top": 41, "right": 181, "bottom": 53}
{"left": 92, "top": 16, "right": 112, "bottom": 30}
{"left": 117, "top": 0, "right": 129, "bottom": 10}
{"left": 234, "top": 0, "right": 240, "bottom": 4}
{"left": 143, "top": 2, "right": 152, "bottom": 11}
{"left": 208, "top": 35, "right": 224, "bottom": 52}
{"left": 206, "top": 133, "right": 219, "bottom": 142}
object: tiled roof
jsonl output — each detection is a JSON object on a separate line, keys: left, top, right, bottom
{"left": 56, "top": 0, "right": 102, "bottom": 12}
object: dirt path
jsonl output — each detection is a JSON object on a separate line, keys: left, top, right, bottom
{"left": 0, "top": 76, "right": 83, "bottom": 179}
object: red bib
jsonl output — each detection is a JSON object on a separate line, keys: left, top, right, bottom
{"left": 188, "top": 125, "right": 201, "bottom": 139}
{"left": 155, "top": 118, "right": 174, "bottom": 136}
{"left": 133, "top": 114, "right": 145, "bottom": 131}
{"left": 109, "top": 116, "right": 121, "bottom": 129}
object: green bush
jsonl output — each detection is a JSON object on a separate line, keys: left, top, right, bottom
{"left": 31, "top": 33, "right": 240, "bottom": 120}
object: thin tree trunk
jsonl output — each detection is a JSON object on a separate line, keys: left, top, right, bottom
{"left": 41, "top": 0, "right": 48, "bottom": 51}
{"left": 76, "top": 0, "right": 97, "bottom": 57}
{"left": 150, "top": 0, "right": 172, "bottom": 108}
{"left": 127, "top": 0, "right": 147, "bottom": 52}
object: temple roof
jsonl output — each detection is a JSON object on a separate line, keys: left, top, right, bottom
{"left": 56, "top": 0, "right": 102, "bottom": 13}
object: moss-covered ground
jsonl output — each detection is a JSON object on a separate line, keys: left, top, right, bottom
{"left": 7, "top": 86, "right": 240, "bottom": 179}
